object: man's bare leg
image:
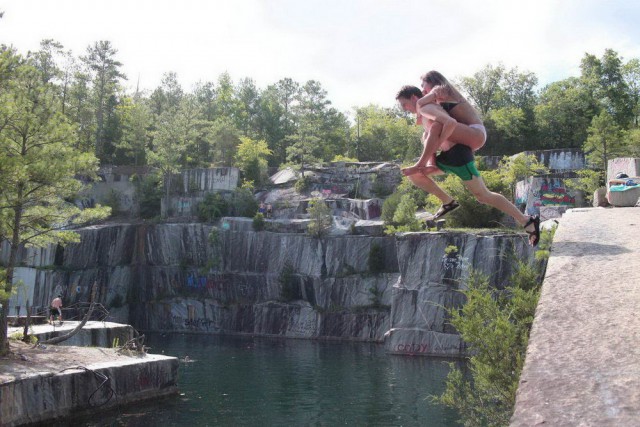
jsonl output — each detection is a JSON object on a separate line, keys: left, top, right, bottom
{"left": 406, "top": 121, "right": 446, "bottom": 176}
{"left": 462, "top": 175, "right": 540, "bottom": 245}
{"left": 405, "top": 172, "right": 454, "bottom": 205}
{"left": 418, "top": 104, "right": 457, "bottom": 165}
{"left": 462, "top": 176, "right": 528, "bottom": 224}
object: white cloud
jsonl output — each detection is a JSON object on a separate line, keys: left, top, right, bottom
{"left": 1, "top": 0, "right": 639, "bottom": 112}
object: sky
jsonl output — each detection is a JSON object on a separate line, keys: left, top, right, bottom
{"left": 2, "top": 0, "right": 640, "bottom": 116}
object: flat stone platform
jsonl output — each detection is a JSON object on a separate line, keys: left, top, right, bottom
{"left": 8, "top": 320, "right": 135, "bottom": 347}
{"left": 511, "top": 207, "right": 640, "bottom": 426}
{"left": 1, "top": 325, "right": 178, "bottom": 426}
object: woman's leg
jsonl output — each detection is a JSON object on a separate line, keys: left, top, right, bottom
{"left": 419, "top": 104, "right": 457, "bottom": 142}
{"left": 419, "top": 104, "right": 485, "bottom": 152}
{"left": 448, "top": 125, "right": 486, "bottom": 151}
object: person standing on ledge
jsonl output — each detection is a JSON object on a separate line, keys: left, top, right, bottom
{"left": 49, "top": 294, "right": 63, "bottom": 324}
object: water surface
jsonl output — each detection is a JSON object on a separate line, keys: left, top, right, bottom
{"left": 86, "top": 333, "right": 461, "bottom": 426}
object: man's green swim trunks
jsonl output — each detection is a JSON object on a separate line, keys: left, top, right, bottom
{"left": 435, "top": 144, "right": 480, "bottom": 181}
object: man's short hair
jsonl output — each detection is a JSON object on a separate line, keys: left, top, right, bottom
{"left": 396, "top": 85, "right": 422, "bottom": 100}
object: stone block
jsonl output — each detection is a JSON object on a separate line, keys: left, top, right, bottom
{"left": 593, "top": 187, "right": 609, "bottom": 207}
{"left": 607, "top": 157, "right": 640, "bottom": 181}
{"left": 539, "top": 206, "right": 569, "bottom": 220}
{"left": 607, "top": 185, "right": 640, "bottom": 207}
{"left": 384, "top": 328, "right": 465, "bottom": 357}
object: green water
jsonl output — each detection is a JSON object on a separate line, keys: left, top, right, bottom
{"left": 85, "top": 333, "right": 461, "bottom": 426}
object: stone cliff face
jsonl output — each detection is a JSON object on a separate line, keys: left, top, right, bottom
{"left": 3, "top": 222, "right": 535, "bottom": 356}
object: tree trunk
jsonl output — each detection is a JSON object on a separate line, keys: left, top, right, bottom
{"left": 22, "top": 300, "right": 31, "bottom": 343}
{"left": 39, "top": 302, "right": 96, "bottom": 345}
{"left": 0, "top": 189, "right": 24, "bottom": 356}
{"left": 39, "top": 282, "right": 98, "bottom": 346}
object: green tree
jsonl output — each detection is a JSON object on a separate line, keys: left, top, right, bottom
{"left": 148, "top": 71, "right": 184, "bottom": 118}
{"left": 306, "top": 198, "right": 332, "bottom": 238}
{"left": 437, "top": 263, "right": 541, "bottom": 427}
{"left": 425, "top": 172, "right": 509, "bottom": 228}
{"left": 484, "top": 107, "right": 530, "bottom": 154}
{"left": 230, "top": 181, "right": 259, "bottom": 217}
{"left": 147, "top": 102, "right": 191, "bottom": 212}
{"left": 29, "top": 39, "right": 65, "bottom": 86}
{"left": 458, "top": 64, "right": 506, "bottom": 116}
{"left": 271, "top": 78, "right": 301, "bottom": 164}
{"left": 286, "top": 80, "right": 348, "bottom": 168}
{"left": 384, "top": 194, "right": 421, "bottom": 234}
{"left": 256, "top": 84, "right": 287, "bottom": 166}
{"left": 0, "top": 53, "right": 110, "bottom": 354}
{"left": 535, "top": 78, "right": 598, "bottom": 149}
{"left": 114, "top": 94, "right": 151, "bottom": 165}
{"left": 197, "top": 193, "right": 229, "bottom": 222}
{"left": 235, "top": 77, "right": 261, "bottom": 138}
{"left": 381, "top": 177, "right": 429, "bottom": 224}
{"left": 625, "top": 128, "right": 640, "bottom": 157}
{"left": 623, "top": 58, "right": 640, "bottom": 127}
{"left": 565, "top": 169, "right": 603, "bottom": 204}
{"left": 353, "top": 105, "right": 421, "bottom": 162}
{"left": 235, "top": 136, "right": 272, "bottom": 187}
{"left": 214, "top": 72, "right": 243, "bottom": 122}
{"left": 583, "top": 111, "right": 626, "bottom": 171}
{"left": 286, "top": 116, "right": 322, "bottom": 174}
{"left": 459, "top": 64, "right": 540, "bottom": 153}
{"left": 193, "top": 81, "right": 217, "bottom": 121}
{"left": 580, "top": 49, "right": 634, "bottom": 128}
{"left": 81, "top": 40, "right": 126, "bottom": 162}
{"left": 210, "top": 117, "right": 241, "bottom": 167}
{"left": 498, "top": 153, "right": 549, "bottom": 203}
{"left": 67, "top": 68, "right": 94, "bottom": 152}
{"left": 502, "top": 68, "right": 539, "bottom": 111}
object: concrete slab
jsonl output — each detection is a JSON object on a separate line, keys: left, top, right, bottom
{"left": 8, "top": 321, "right": 134, "bottom": 348}
{"left": 0, "top": 340, "right": 178, "bottom": 426}
{"left": 511, "top": 207, "right": 640, "bottom": 426}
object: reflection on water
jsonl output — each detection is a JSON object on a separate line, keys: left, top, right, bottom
{"left": 84, "top": 333, "right": 461, "bottom": 426}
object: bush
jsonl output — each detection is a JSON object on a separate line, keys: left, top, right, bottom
{"left": 198, "top": 193, "right": 229, "bottom": 222}
{"left": 436, "top": 259, "right": 543, "bottom": 426}
{"left": 425, "top": 171, "right": 509, "bottom": 228}
{"left": 295, "top": 175, "right": 311, "bottom": 193}
{"left": 368, "top": 286, "right": 384, "bottom": 308}
{"left": 381, "top": 191, "right": 402, "bottom": 224}
{"left": 104, "top": 189, "right": 122, "bottom": 214}
{"left": 371, "top": 175, "right": 393, "bottom": 198}
{"left": 385, "top": 194, "right": 421, "bottom": 234}
{"left": 279, "top": 262, "right": 300, "bottom": 302}
{"left": 564, "top": 169, "right": 603, "bottom": 204}
{"left": 382, "top": 177, "right": 429, "bottom": 224}
{"left": 368, "top": 243, "right": 386, "bottom": 274}
{"left": 331, "top": 154, "right": 359, "bottom": 162}
{"left": 307, "top": 198, "right": 332, "bottom": 238}
{"left": 253, "top": 212, "right": 265, "bottom": 231}
{"left": 230, "top": 186, "right": 259, "bottom": 218}
{"left": 134, "top": 173, "right": 163, "bottom": 219}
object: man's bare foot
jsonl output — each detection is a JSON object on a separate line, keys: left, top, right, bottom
{"left": 401, "top": 165, "right": 422, "bottom": 176}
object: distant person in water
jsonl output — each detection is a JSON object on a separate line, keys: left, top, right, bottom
{"left": 395, "top": 85, "right": 540, "bottom": 246}
{"left": 49, "top": 294, "right": 63, "bottom": 324}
